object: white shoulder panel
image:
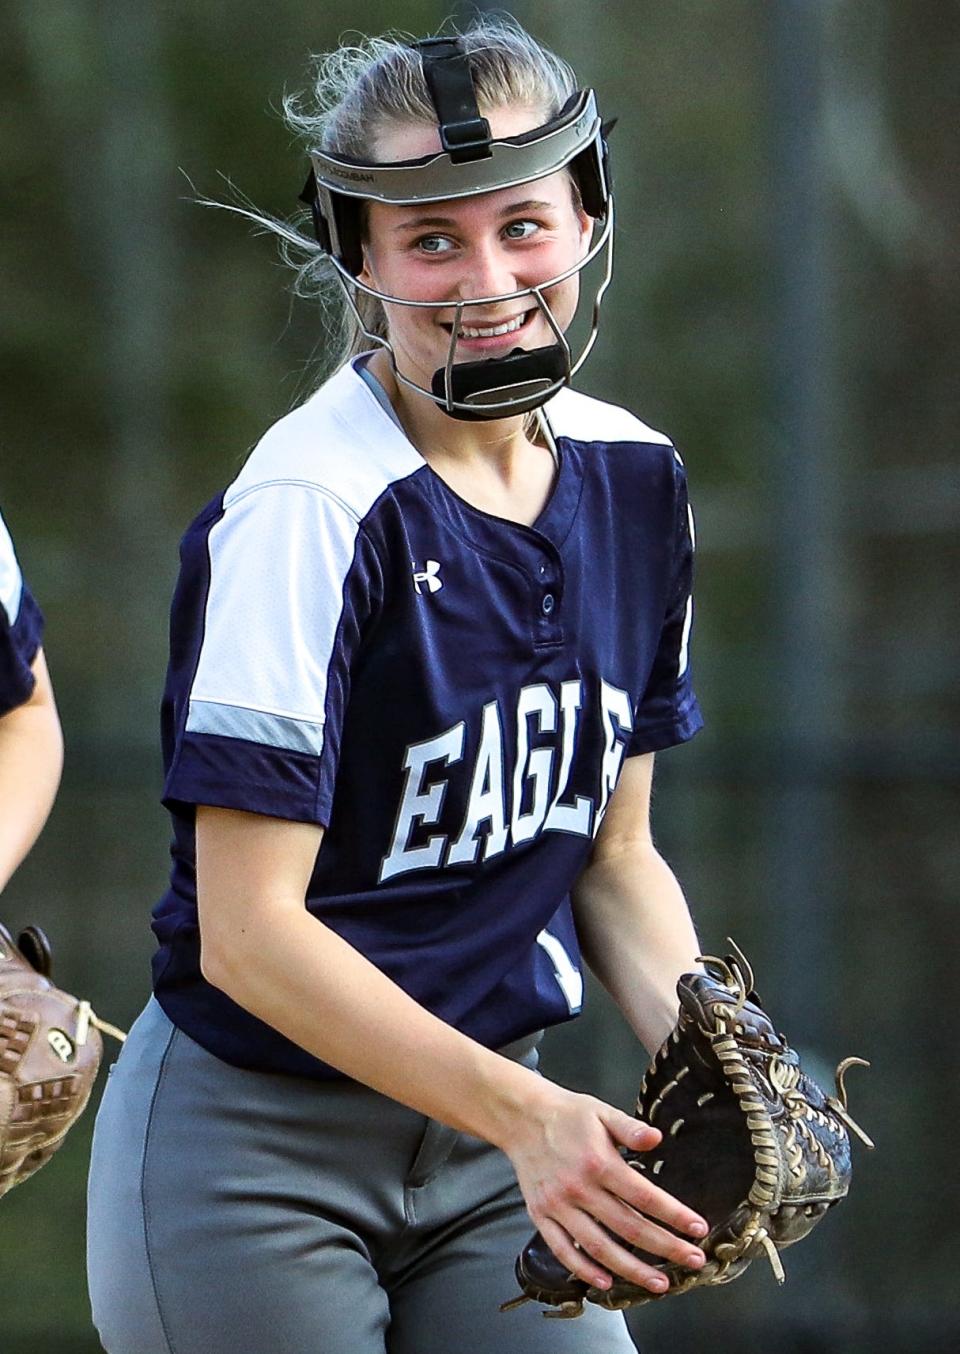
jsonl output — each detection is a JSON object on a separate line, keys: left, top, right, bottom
{"left": 545, "top": 386, "right": 674, "bottom": 449}
{"left": 187, "top": 479, "right": 368, "bottom": 750}
{"left": 187, "top": 364, "right": 422, "bottom": 756}
{"left": 224, "top": 362, "right": 424, "bottom": 521}
{"left": 0, "top": 510, "right": 24, "bottom": 626}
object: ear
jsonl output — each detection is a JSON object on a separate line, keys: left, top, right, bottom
{"left": 352, "top": 199, "right": 375, "bottom": 285}
{"left": 576, "top": 202, "right": 594, "bottom": 258}
{"left": 357, "top": 246, "right": 374, "bottom": 288}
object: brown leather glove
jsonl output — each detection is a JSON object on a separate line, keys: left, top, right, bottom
{"left": 0, "top": 922, "right": 124, "bottom": 1198}
{"left": 502, "top": 943, "right": 874, "bottom": 1318}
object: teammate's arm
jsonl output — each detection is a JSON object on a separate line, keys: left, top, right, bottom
{"left": 196, "top": 804, "right": 708, "bottom": 1294}
{"left": 0, "top": 648, "right": 63, "bottom": 894}
{"left": 571, "top": 751, "right": 703, "bottom": 1056}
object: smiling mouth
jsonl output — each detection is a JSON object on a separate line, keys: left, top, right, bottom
{"left": 441, "top": 311, "right": 536, "bottom": 342}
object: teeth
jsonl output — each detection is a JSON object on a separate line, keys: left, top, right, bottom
{"left": 458, "top": 313, "right": 526, "bottom": 339}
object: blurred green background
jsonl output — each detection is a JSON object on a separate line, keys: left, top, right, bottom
{"left": 1, "top": 1, "right": 957, "bottom": 1350}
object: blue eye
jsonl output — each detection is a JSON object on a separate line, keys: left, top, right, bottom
{"left": 418, "top": 235, "right": 455, "bottom": 254}
{"left": 504, "top": 220, "right": 539, "bottom": 240}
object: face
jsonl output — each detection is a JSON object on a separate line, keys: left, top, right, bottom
{"left": 358, "top": 105, "right": 593, "bottom": 392}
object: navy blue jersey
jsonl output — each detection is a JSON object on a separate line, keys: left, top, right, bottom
{"left": 151, "top": 361, "right": 702, "bottom": 1078}
{"left": 0, "top": 510, "right": 43, "bottom": 716}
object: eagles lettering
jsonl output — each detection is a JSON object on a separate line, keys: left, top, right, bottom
{"left": 379, "top": 678, "right": 633, "bottom": 883}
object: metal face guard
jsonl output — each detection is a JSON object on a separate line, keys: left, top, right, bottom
{"left": 331, "top": 203, "right": 615, "bottom": 419}
{"left": 301, "top": 51, "right": 615, "bottom": 420}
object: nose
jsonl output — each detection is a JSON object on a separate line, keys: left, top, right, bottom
{"left": 456, "top": 238, "right": 518, "bottom": 304}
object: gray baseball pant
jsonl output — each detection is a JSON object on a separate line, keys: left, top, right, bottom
{"left": 86, "top": 997, "right": 638, "bottom": 1354}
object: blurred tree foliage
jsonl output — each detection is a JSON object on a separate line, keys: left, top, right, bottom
{"left": 0, "top": 2, "right": 956, "bottom": 1350}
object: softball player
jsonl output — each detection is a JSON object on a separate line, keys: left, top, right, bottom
{"left": 88, "top": 20, "right": 708, "bottom": 1353}
{"left": 0, "top": 509, "right": 62, "bottom": 893}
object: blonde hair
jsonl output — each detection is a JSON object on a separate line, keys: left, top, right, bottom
{"left": 234, "top": 17, "right": 578, "bottom": 372}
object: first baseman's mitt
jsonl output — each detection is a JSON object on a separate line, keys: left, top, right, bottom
{"left": 502, "top": 942, "right": 873, "bottom": 1318}
{"left": 0, "top": 922, "right": 125, "bottom": 1198}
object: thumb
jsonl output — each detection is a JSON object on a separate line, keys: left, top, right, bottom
{"left": 600, "top": 1104, "right": 662, "bottom": 1152}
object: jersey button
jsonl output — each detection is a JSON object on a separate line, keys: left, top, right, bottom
{"left": 541, "top": 593, "right": 556, "bottom": 615}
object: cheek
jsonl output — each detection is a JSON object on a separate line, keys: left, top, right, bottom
{"left": 381, "top": 300, "right": 421, "bottom": 344}
{"left": 527, "top": 225, "right": 588, "bottom": 288}
{"left": 366, "top": 247, "right": 449, "bottom": 305}
{"left": 540, "top": 274, "right": 580, "bottom": 326}
{"left": 380, "top": 296, "right": 441, "bottom": 356}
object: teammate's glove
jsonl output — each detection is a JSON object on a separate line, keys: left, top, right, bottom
{"left": 502, "top": 942, "right": 873, "bottom": 1318}
{"left": 0, "top": 922, "right": 125, "bottom": 1198}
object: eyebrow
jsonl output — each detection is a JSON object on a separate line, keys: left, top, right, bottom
{"left": 392, "top": 199, "right": 556, "bottom": 233}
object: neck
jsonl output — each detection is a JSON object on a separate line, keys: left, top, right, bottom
{"left": 366, "top": 351, "right": 557, "bottom": 528}
{"left": 368, "top": 350, "right": 536, "bottom": 468}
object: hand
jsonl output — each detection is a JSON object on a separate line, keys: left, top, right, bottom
{"left": 501, "top": 1082, "right": 709, "bottom": 1296}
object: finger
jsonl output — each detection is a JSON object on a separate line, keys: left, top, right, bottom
{"left": 566, "top": 1210, "right": 677, "bottom": 1294}
{"left": 606, "top": 1159, "right": 709, "bottom": 1239}
{"left": 600, "top": 1197, "right": 707, "bottom": 1269}
{"left": 601, "top": 1105, "right": 662, "bottom": 1153}
{"left": 537, "top": 1217, "right": 614, "bottom": 1293}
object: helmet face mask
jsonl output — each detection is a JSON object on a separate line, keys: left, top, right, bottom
{"left": 300, "top": 38, "right": 615, "bottom": 420}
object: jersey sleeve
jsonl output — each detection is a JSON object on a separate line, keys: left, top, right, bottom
{"left": 162, "top": 481, "right": 383, "bottom": 826}
{"left": 0, "top": 511, "right": 44, "bottom": 717}
{"left": 628, "top": 455, "right": 703, "bottom": 754}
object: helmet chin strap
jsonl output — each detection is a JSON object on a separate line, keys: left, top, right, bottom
{"left": 429, "top": 345, "right": 570, "bottom": 422}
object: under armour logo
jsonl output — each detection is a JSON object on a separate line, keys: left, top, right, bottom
{"left": 412, "top": 559, "right": 443, "bottom": 594}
